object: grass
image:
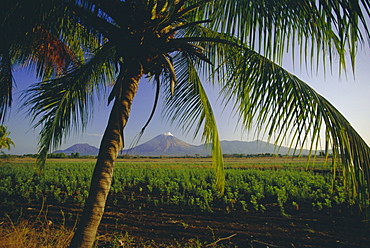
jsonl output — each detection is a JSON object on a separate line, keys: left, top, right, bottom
{"left": 0, "top": 218, "right": 73, "bottom": 248}
{"left": 0, "top": 218, "right": 230, "bottom": 248}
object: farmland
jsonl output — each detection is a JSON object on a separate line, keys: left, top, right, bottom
{"left": 0, "top": 157, "right": 369, "bottom": 247}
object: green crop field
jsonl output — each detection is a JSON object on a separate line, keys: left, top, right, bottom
{"left": 1, "top": 157, "right": 369, "bottom": 247}
{"left": 0, "top": 157, "right": 356, "bottom": 215}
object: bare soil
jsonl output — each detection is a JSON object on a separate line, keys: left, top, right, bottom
{"left": 2, "top": 194, "right": 369, "bottom": 248}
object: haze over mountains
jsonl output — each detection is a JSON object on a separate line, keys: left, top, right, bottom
{"left": 54, "top": 132, "right": 308, "bottom": 156}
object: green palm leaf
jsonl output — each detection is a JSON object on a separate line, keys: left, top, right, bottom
{"left": 23, "top": 44, "right": 116, "bottom": 170}
{"left": 202, "top": 0, "right": 370, "bottom": 69}
{"left": 166, "top": 13, "right": 370, "bottom": 207}
{"left": 218, "top": 45, "right": 370, "bottom": 208}
{"left": 163, "top": 52, "right": 224, "bottom": 194}
{"left": 0, "top": 0, "right": 92, "bottom": 121}
{"left": 0, "top": 125, "right": 15, "bottom": 150}
{"left": 0, "top": 52, "right": 12, "bottom": 121}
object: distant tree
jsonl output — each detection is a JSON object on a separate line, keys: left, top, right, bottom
{"left": 71, "top": 152, "right": 81, "bottom": 158}
{"left": 49, "top": 152, "right": 67, "bottom": 158}
{"left": 0, "top": 125, "right": 15, "bottom": 151}
{"left": 22, "top": 154, "right": 38, "bottom": 158}
{"left": 231, "top": 153, "right": 245, "bottom": 158}
{"left": 118, "top": 154, "right": 133, "bottom": 159}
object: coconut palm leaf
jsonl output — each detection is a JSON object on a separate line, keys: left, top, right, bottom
{"left": 23, "top": 44, "right": 116, "bottom": 170}
{"left": 163, "top": 11, "right": 370, "bottom": 207}
{"left": 0, "top": 52, "right": 12, "bottom": 122}
{"left": 0, "top": 0, "right": 92, "bottom": 121}
{"left": 217, "top": 44, "right": 370, "bottom": 208}
{"left": 201, "top": 0, "right": 370, "bottom": 69}
{"left": 0, "top": 125, "right": 15, "bottom": 150}
{"left": 162, "top": 51, "right": 224, "bottom": 194}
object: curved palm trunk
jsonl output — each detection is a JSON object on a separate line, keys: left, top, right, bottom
{"left": 69, "top": 64, "right": 143, "bottom": 248}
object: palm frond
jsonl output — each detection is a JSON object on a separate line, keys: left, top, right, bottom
{"left": 200, "top": 0, "right": 370, "bottom": 70}
{"left": 219, "top": 45, "right": 370, "bottom": 208}
{"left": 174, "top": 22, "right": 370, "bottom": 209}
{"left": 162, "top": 52, "right": 224, "bottom": 194}
{"left": 22, "top": 44, "right": 116, "bottom": 170}
{"left": 0, "top": 51, "right": 13, "bottom": 122}
{"left": 13, "top": 28, "right": 79, "bottom": 80}
{"left": 161, "top": 54, "right": 177, "bottom": 96}
{"left": 0, "top": 0, "right": 82, "bottom": 120}
{"left": 0, "top": 125, "right": 15, "bottom": 150}
{"left": 128, "top": 74, "right": 161, "bottom": 150}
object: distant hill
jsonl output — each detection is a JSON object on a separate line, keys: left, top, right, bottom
{"left": 54, "top": 143, "right": 99, "bottom": 156}
{"left": 219, "top": 140, "right": 296, "bottom": 155}
{"left": 54, "top": 133, "right": 310, "bottom": 157}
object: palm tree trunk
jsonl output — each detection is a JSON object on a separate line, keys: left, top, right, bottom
{"left": 69, "top": 63, "right": 143, "bottom": 248}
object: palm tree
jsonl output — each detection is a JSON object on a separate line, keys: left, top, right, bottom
{"left": 0, "top": 125, "right": 15, "bottom": 151}
{"left": 0, "top": 0, "right": 96, "bottom": 121}
{"left": 1, "top": 0, "right": 370, "bottom": 247}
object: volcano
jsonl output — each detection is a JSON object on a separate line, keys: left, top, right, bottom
{"left": 123, "top": 132, "right": 206, "bottom": 156}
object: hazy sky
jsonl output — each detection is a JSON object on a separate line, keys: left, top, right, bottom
{"left": 5, "top": 50, "right": 370, "bottom": 155}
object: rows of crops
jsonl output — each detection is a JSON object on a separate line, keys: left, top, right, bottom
{"left": 0, "top": 159, "right": 356, "bottom": 215}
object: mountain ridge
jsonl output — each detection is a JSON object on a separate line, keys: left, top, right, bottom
{"left": 54, "top": 133, "right": 310, "bottom": 156}
{"left": 54, "top": 143, "right": 99, "bottom": 156}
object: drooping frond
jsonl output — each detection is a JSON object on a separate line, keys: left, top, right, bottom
{"left": 172, "top": 20, "right": 370, "bottom": 208}
{"left": 162, "top": 52, "right": 224, "bottom": 194}
{"left": 218, "top": 45, "right": 370, "bottom": 208}
{"left": 23, "top": 44, "right": 116, "bottom": 170}
{"left": 0, "top": 52, "right": 13, "bottom": 122}
{"left": 140, "top": 75, "right": 161, "bottom": 135}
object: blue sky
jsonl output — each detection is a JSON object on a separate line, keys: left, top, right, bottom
{"left": 5, "top": 50, "right": 370, "bottom": 155}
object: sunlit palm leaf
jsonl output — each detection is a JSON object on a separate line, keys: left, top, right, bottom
{"left": 218, "top": 45, "right": 370, "bottom": 208}
{"left": 172, "top": 19, "right": 370, "bottom": 208}
{"left": 0, "top": 125, "right": 15, "bottom": 150}
{"left": 163, "top": 52, "right": 224, "bottom": 194}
